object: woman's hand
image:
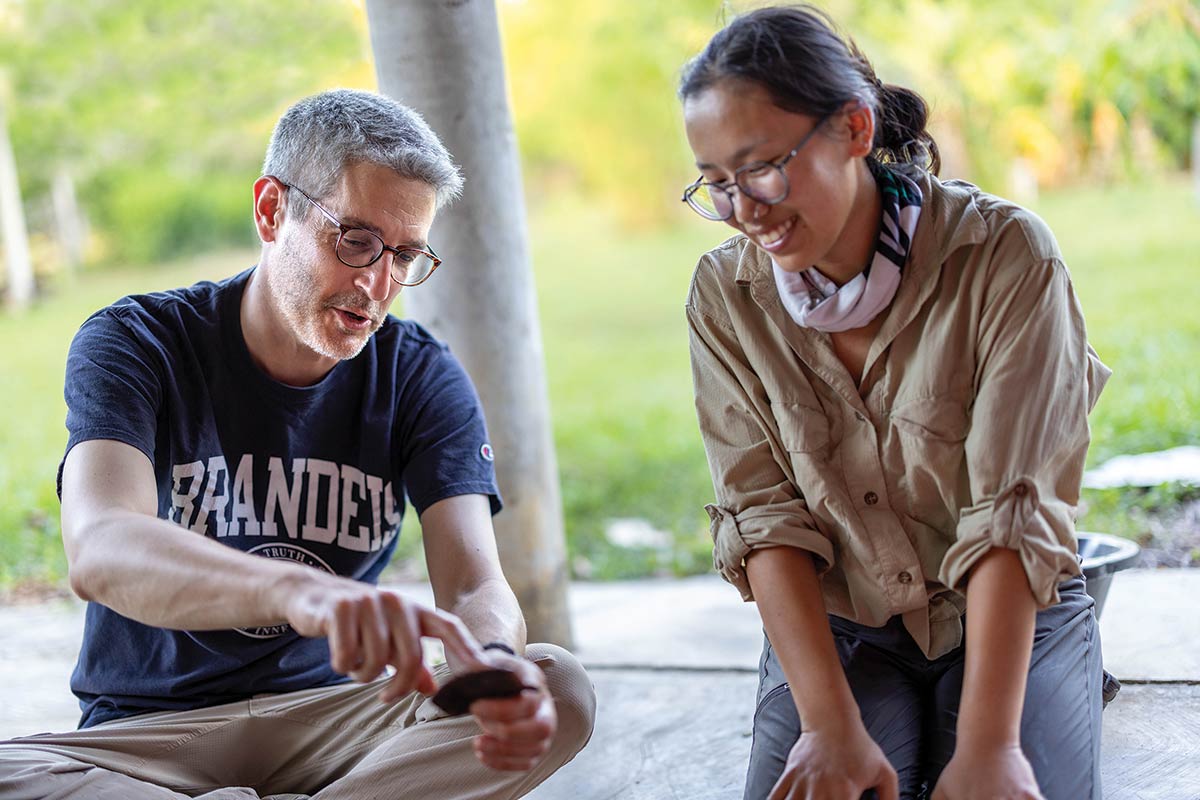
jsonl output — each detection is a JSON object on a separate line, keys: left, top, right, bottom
{"left": 931, "top": 744, "right": 1044, "bottom": 800}
{"left": 769, "top": 721, "right": 898, "bottom": 800}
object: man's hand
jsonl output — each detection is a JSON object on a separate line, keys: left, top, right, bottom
{"left": 285, "top": 576, "right": 482, "bottom": 700}
{"left": 932, "top": 743, "right": 1043, "bottom": 800}
{"left": 459, "top": 649, "right": 557, "bottom": 772}
{"left": 769, "top": 722, "right": 898, "bottom": 800}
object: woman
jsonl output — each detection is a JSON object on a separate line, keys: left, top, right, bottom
{"left": 679, "top": 6, "right": 1110, "bottom": 800}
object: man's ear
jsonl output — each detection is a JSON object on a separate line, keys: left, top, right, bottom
{"left": 253, "top": 176, "right": 287, "bottom": 244}
{"left": 843, "top": 100, "right": 875, "bottom": 159}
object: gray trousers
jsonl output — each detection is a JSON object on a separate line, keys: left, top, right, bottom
{"left": 744, "top": 576, "right": 1103, "bottom": 800}
{"left": 0, "top": 643, "right": 595, "bottom": 800}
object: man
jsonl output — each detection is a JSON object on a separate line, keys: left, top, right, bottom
{"left": 0, "top": 89, "right": 595, "bottom": 799}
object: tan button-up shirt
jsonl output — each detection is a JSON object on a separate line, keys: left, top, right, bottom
{"left": 686, "top": 174, "right": 1110, "bottom": 659}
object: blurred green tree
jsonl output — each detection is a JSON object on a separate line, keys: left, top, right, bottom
{"left": 499, "top": 0, "right": 726, "bottom": 227}
{"left": 0, "top": 0, "right": 1197, "bottom": 268}
{"left": 0, "top": 0, "right": 369, "bottom": 268}
{"left": 498, "top": 0, "right": 1198, "bottom": 224}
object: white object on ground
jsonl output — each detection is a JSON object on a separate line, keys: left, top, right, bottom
{"left": 604, "top": 518, "right": 673, "bottom": 550}
{"left": 1083, "top": 446, "right": 1200, "bottom": 489}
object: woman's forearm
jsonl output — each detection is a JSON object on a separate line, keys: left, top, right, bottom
{"left": 958, "top": 547, "right": 1038, "bottom": 750}
{"left": 745, "top": 546, "right": 859, "bottom": 729}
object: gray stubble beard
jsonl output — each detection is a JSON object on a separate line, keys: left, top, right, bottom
{"left": 266, "top": 239, "right": 383, "bottom": 363}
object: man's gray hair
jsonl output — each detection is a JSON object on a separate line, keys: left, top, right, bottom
{"left": 263, "top": 89, "right": 463, "bottom": 212}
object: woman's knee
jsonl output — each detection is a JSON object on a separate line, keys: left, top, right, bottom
{"left": 1022, "top": 602, "right": 1103, "bottom": 800}
{"left": 743, "top": 684, "right": 799, "bottom": 800}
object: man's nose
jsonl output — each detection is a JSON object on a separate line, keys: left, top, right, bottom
{"left": 353, "top": 255, "right": 394, "bottom": 303}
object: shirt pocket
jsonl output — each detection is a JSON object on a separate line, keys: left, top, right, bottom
{"left": 889, "top": 395, "right": 970, "bottom": 444}
{"left": 887, "top": 394, "right": 970, "bottom": 523}
{"left": 771, "top": 402, "right": 832, "bottom": 456}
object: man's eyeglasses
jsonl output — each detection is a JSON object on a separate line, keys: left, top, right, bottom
{"left": 681, "top": 115, "right": 830, "bottom": 221}
{"left": 281, "top": 181, "right": 442, "bottom": 287}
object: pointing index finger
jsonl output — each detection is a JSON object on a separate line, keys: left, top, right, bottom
{"left": 416, "top": 606, "right": 482, "bottom": 665}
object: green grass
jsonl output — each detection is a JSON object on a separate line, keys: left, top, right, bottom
{"left": 1033, "top": 177, "right": 1200, "bottom": 541}
{"left": 1, "top": 177, "right": 1196, "bottom": 592}
{"left": 0, "top": 252, "right": 257, "bottom": 590}
{"left": 1036, "top": 177, "right": 1200, "bottom": 466}
{"left": 1079, "top": 482, "right": 1200, "bottom": 540}
{"left": 529, "top": 198, "right": 729, "bottom": 578}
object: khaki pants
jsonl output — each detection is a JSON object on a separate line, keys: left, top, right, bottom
{"left": 0, "top": 643, "right": 595, "bottom": 800}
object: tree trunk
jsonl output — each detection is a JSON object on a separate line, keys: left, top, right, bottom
{"left": 364, "top": 0, "right": 573, "bottom": 647}
{"left": 52, "top": 164, "right": 87, "bottom": 274}
{"left": 1192, "top": 116, "right": 1200, "bottom": 204}
{"left": 0, "top": 97, "right": 34, "bottom": 310}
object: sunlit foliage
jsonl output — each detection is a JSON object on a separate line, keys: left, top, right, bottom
{"left": 2, "top": 0, "right": 1196, "bottom": 264}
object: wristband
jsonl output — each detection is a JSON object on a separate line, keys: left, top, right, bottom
{"left": 482, "top": 642, "right": 516, "bottom": 656}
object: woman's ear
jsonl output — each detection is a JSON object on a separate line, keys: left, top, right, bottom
{"left": 843, "top": 100, "right": 875, "bottom": 158}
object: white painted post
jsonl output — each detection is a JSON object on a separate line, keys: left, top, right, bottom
{"left": 1192, "top": 116, "right": 1200, "bottom": 204}
{"left": 364, "top": 0, "right": 573, "bottom": 646}
{"left": 52, "top": 165, "right": 87, "bottom": 274}
{"left": 0, "top": 96, "right": 34, "bottom": 310}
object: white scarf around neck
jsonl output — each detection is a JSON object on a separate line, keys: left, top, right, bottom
{"left": 772, "top": 170, "right": 923, "bottom": 333}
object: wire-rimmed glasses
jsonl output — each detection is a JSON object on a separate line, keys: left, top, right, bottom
{"left": 282, "top": 181, "right": 442, "bottom": 286}
{"left": 682, "top": 115, "right": 830, "bottom": 221}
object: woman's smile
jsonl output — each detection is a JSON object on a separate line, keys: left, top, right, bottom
{"left": 747, "top": 214, "right": 797, "bottom": 252}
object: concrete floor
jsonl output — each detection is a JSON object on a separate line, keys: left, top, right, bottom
{"left": 528, "top": 675, "right": 1200, "bottom": 800}
{"left": 530, "top": 571, "right": 1200, "bottom": 800}
{"left": 2, "top": 570, "right": 1198, "bottom": 799}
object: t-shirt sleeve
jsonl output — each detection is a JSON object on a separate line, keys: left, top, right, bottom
{"left": 58, "top": 309, "right": 164, "bottom": 497}
{"left": 397, "top": 344, "right": 502, "bottom": 517}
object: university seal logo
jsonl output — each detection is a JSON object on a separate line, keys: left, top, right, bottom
{"left": 236, "top": 543, "right": 336, "bottom": 639}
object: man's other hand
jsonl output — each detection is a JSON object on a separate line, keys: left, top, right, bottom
{"left": 466, "top": 650, "right": 557, "bottom": 771}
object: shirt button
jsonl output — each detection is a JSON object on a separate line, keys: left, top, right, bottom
{"left": 864, "top": 491, "right": 878, "bottom": 505}
{"left": 897, "top": 571, "right": 913, "bottom": 584}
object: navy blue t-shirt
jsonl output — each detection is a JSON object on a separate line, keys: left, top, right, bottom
{"left": 59, "top": 267, "right": 501, "bottom": 728}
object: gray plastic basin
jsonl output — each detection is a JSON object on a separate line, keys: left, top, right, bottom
{"left": 1077, "top": 531, "right": 1141, "bottom": 618}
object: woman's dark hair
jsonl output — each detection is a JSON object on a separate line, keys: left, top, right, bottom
{"left": 679, "top": 4, "right": 940, "bottom": 176}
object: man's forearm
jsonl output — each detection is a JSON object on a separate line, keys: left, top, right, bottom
{"left": 67, "top": 506, "right": 320, "bottom": 630}
{"left": 957, "top": 546, "right": 1038, "bottom": 749}
{"left": 446, "top": 575, "right": 527, "bottom": 654}
{"left": 420, "top": 494, "right": 526, "bottom": 664}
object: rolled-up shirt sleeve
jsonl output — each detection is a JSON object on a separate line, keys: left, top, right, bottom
{"left": 940, "top": 249, "right": 1111, "bottom": 606}
{"left": 687, "top": 261, "right": 834, "bottom": 600}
